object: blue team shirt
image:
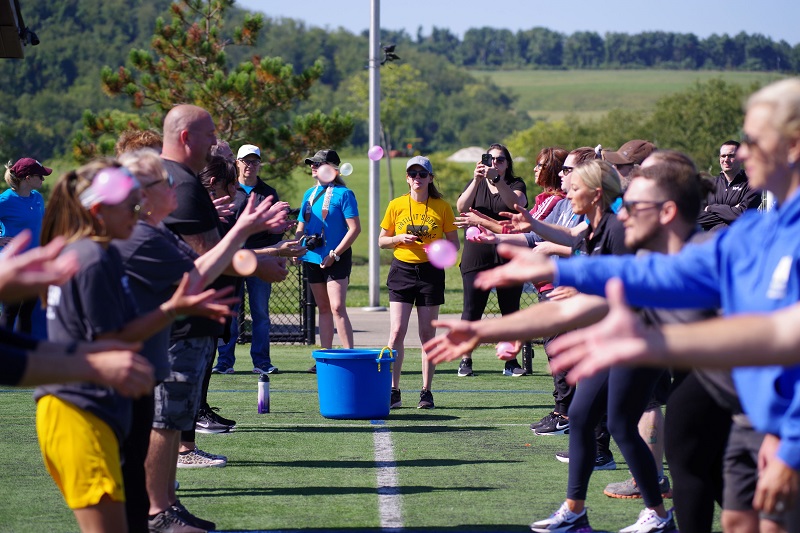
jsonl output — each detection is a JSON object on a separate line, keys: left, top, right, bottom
{"left": 0, "top": 188, "right": 45, "bottom": 250}
{"left": 298, "top": 184, "right": 359, "bottom": 265}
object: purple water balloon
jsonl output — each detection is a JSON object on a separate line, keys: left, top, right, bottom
{"left": 367, "top": 145, "right": 384, "bottom": 161}
{"left": 465, "top": 226, "right": 481, "bottom": 242}
{"left": 496, "top": 341, "right": 515, "bottom": 359}
{"left": 426, "top": 239, "right": 457, "bottom": 269}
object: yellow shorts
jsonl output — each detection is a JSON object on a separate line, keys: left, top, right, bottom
{"left": 36, "top": 395, "right": 125, "bottom": 509}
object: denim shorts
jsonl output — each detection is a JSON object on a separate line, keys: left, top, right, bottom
{"left": 153, "top": 337, "right": 215, "bottom": 431}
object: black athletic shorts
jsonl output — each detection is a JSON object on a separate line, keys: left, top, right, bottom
{"left": 305, "top": 248, "right": 352, "bottom": 284}
{"left": 387, "top": 258, "right": 445, "bottom": 307}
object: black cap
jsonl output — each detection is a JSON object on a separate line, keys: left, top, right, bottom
{"left": 304, "top": 149, "right": 340, "bottom": 167}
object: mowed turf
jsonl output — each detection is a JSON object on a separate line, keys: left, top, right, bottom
{"left": 470, "top": 69, "right": 784, "bottom": 122}
{"left": 0, "top": 343, "right": 722, "bottom": 532}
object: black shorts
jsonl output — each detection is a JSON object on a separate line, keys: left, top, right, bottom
{"left": 387, "top": 258, "right": 445, "bottom": 307}
{"left": 305, "top": 248, "right": 352, "bottom": 284}
{"left": 645, "top": 370, "right": 672, "bottom": 410}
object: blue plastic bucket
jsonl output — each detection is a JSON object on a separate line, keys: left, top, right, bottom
{"left": 313, "top": 348, "right": 397, "bottom": 419}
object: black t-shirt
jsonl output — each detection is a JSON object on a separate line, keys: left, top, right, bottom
{"left": 460, "top": 176, "right": 527, "bottom": 274}
{"left": 36, "top": 239, "right": 138, "bottom": 441}
{"left": 572, "top": 209, "right": 630, "bottom": 257}
{"left": 232, "top": 178, "right": 282, "bottom": 249}
{"left": 112, "top": 221, "right": 197, "bottom": 380}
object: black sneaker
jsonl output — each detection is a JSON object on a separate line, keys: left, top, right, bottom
{"left": 172, "top": 499, "right": 216, "bottom": 531}
{"left": 594, "top": 452, "right": 617, "bottom": 471}
{"left": 203, "top": 404, "right": 236, "bottom": 428}
{"left": 534, "top": 413, "right": 570, "bottom": 435}
{"left": 457, "top": 358, "right": 473, "bottom": 377}
{"left": 148, "top": 506, "right": 205, "bottom": 533}
{"left": 307, "top": 364, "right": 317, "bottom": 374}
{"left": 502, "top": 359, "right": 522, "bottom": 376}
{"left": 390, "top": 388, "right": 402, "bottom": 409}
{"left": 418, "top": 389, "right": 435, "bottom": 409}
{"left": 511, "top": 367, "right": 531, "bottom": 377}
{"left": 555, "top": 450, "right": 570, "bottom": 463}
{"left": 195, "top": 408, "right": 231, "bottom": 434}
{"left": 530, "top": 412, "right": 557, "bottom": 431}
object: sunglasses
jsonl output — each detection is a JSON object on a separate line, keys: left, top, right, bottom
{"left": 239, "top": 158, "right": 261, "bottom": 167}
{"left": 144, "top": 174, "right": 175, "bottom": 189}
{"left": 620, "top": 200, "right": 665, "bottom": 215}
{"left": 310, "top": 162, "right": 328, "bottom": 169}
{"left": 407, "top": 170, "right": 430, "bottom": 179}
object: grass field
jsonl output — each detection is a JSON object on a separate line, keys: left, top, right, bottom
{"left": 0, "top": 344, "right": 720, "bottom": 532}
{"left": 470, "top": 69, "right": 784, "bottom": 122}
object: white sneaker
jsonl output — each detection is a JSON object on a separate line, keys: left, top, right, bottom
{"left": 619, "top": 508, "right": 676, "bottom": 533}
{"left": 530, "top": 501, "right": 592, "bottom": 532}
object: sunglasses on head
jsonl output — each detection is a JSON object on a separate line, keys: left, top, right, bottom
{"left": 144, "top": 173, "right": 175, "bottom": 189}
{"left": 407, "top": 170, "right": 430, "bottom": 179}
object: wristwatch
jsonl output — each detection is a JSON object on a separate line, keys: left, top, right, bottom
{"left": 329, "top": 250, "right": 340, "bottom": 262}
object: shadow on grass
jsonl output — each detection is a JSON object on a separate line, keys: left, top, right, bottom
{"left": 226, "top": 458, "right": 520, "bottom": 469}
{"left": 179, "top": 484, "right": 500, "bottom": 498}
{"left": 211, "top": 525, "right": 533, "bottom": 532}
{"left": 234, "top": 424, "right": 496, "bottom": 434}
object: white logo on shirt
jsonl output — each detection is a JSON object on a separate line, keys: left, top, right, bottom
{"left": 767, "top": 256, "right": 793, "bottom": 300}
{"left": 46, "top": 285, "right": 61, "bottom": 320}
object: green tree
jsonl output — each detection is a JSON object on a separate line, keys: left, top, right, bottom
{"left": 74, "top": 0, "right": 353, "bottom": 185}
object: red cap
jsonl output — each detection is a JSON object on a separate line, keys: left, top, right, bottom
{"left": 10, "top": 158, "right": 52, "bottom": 179}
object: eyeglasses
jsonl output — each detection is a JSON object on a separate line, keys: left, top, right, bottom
{"left": 561, "top": 166, "right": 574, "bottom": 176}
{"left": 144, "top": 174, "right": 175, "bottom": 189}
{"left": 620, "top": 200, "right": 666, "bottom": 215}
{"left": 407, "top": 170, "right": 430, "bottom": 179}
{"left": 239, "top": 158, "right": 261, "bottom": 167}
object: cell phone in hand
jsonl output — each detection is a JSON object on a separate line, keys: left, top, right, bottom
{"left": 481, "top": 154, "right": 493, "bottom": 166}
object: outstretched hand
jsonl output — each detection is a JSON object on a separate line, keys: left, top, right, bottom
{"left": 498, "top": 204, "right": 534, "bottom": 233}
{"left": 164, "top": 273, "right": 238, "bottom": 324}
{"left": 473, "top": 244, "right": 554, "bottom": 290}
{"left": 547, "top": 278, "right": 661, "bottom": 383}
{"left": 0, "top": 231, "right": 80, "bottom": 303}
{"left": 423, "top": 319, "right": 482, "bottom": 364}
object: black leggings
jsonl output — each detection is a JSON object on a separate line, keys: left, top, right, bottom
{"left": 567, "top": 366, "right": 665, "bottom": 507}
{"left": 665, "top": 371, "right": 730, "bottom": 533}
{"left": 460, "top": 270, "right": 522, "bottom": 321}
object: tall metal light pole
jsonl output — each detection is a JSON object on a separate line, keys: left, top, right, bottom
{"left": 364, "top": 0, "right": 385, "bottom": 311}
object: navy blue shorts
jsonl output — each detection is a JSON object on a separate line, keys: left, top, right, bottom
{"left": 387, "top": 258, "right": 445, "bottom": 307}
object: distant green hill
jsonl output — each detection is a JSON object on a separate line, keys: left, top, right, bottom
{"left": 471, "top": 69, "right": 785, "bottom": 122}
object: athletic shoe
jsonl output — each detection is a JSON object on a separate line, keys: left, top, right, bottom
{"left": 203, "top": 405, "right": 236, "bottom": 429}
{"left": 147, "top": 506, "right": 205, "bottom": 533}
{"left": 534, "top": 414, "right": 570, "bottom": 436}
{"left": 595, "top": 453, "right": 617, "bottom": 471}
{"left": 604, "top": 476, "right": 672, "bottom": 499}
{"left": 619, "top": 507, "right": 677, "bottom": 533}
{"left": 195, "top": 408, "right": 232, "bottom": 434}
{"left": 502, "top": 359, "right": 522, "bottom": 376}
{"left": 211, "top": 364, "right": 234, "bottom": 374}
{"left": 512, "top": 367, "right": 531, "bottom": 377}
{"left": 418, "top": 389, "right": 435, "bottom": 409}
{"left": 307, "top": 364, "right": 317, "bottom": 374}
{"left": 253, "top": 364, "right": 278, "bottom": 374}
{"left": 390, "top": 388, "right": 402, "bottom": 409}
{"left": 555, "top": 451, "right": 617, "bottom": 471}
{"left": 531, "top": 412, "right": 557, "bottom": 431}
{"left": 176, "top": 448, "right": 227, "bottom": 468}
{"left": 172, "top": 499, "right": 216, "bottom": 531}
{"left": 530, "top": 501, "right": 592, "bottom": 532}
{"left": 458, "top": 358, "right": 474, "bottom": 377}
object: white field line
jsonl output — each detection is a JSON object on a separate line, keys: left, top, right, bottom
{"left": 373, "top": 426, "right": 403, "bottom": 530}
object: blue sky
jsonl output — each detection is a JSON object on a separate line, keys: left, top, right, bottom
{"left": 238, "top": 0, "right": 800, "bottom": 45}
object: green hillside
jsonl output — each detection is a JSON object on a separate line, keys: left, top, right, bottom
{"left": 472, "top": 69, "right": 784, "bottom": 121}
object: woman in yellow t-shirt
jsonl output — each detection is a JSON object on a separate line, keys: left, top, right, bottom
{"left": 379, "top": 156, "right": 459, "bottom": 410}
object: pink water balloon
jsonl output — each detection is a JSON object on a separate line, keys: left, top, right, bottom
{"left": 496, "top": 341, "right": 516, "bottom": 360}
{"left": 426, "top": 239, "right": 457, "bottom": 269}
{"left": 317, "top": 164, "right": 337, "bottom": 184}
{"left": 232, "top": 249, "right": 258, "bottom": 276}
{"left": 367, "top": 145, "right": 384, "bottom": 161}
{"left": 465, "top": 226, "right": 481, "bottom": 242}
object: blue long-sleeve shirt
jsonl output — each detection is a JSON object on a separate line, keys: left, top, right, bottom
{"left": 555, "top": 190, "right": 800, "bottom": 469}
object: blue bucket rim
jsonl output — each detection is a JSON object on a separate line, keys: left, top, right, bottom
{"left": 312, "top": 348, "right": 396, "bottom": 361}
